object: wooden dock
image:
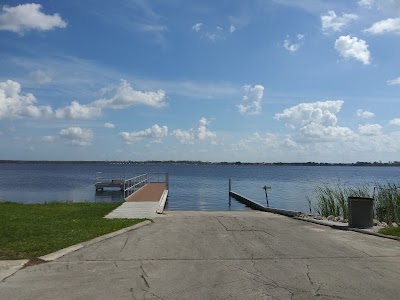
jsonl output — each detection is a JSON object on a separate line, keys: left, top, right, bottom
{"left": 105, "top": 182, "right": 169, "bottom": 219}
{"left": 126, "top": 183, "right": 166, "bottom": 202}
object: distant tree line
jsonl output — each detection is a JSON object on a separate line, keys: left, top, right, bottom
{"left": 1, "top": 160, "right": 400, "bottom": 166}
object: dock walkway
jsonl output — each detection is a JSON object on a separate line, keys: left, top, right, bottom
{"left": 126, "top": 183, "right": 166, "bottom": 202}
{"left": 105, "top": 202, "right": 161, "bottom": 219}
{"left": 105, "top": 183, "right": 168, "bottom": 219}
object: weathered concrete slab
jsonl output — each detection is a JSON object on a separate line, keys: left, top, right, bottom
{"left": 0, "top": 260, "right": 28, "bottom": 283}
{"left": 1, "top": 211, "right": 400, "bottom": 299}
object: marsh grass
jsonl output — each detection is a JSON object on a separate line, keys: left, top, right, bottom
{"left": 0, "top": 202, "right": 146, "bottom": 260}
{"left": 308, "top": 182, "right": 371, "bottom": 218}
{"left": 308, "top": 182, "right": 400, "bottom": 224}
{"left": 374, "top": 183, "right": 400, "bottom": 224}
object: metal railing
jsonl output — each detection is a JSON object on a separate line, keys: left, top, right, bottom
{"left": 95, "top": 172, "right": 125, "bottom": 183}
{"left": 148, "top": 172, "right": 169, "bottom": 187}
{"left": 95, "top": 171, "right": 169, "bottom": 199}
{"left": 123, "top": 173, "right": 149, "bottom": 199}
{"left": 123, "top": 172, "right": 169, "bottom": 199}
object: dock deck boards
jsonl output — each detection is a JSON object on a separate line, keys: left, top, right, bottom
{"left": 126, "top": 183, "right": 167, "bottom": 202}
{"left": 106, "top": 182, "right": 168, "bottom": 219}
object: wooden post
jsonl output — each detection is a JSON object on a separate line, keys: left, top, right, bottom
{"left": 166, "top": 173, "right": 169, "bottom": 190}
{"left": 229, "top": 178, "right": 231, "bottom": 193}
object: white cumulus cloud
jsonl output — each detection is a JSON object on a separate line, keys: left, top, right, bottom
{"left": 358, "top": 0, "right": 400, "bottom": 12}
{"left": 387, "top": 77, "right": 400, "bottom": 85}
{"left": 0, "top": 80, "right": 167, "bottom": 121}
{"left": 0, "top": 80, "right": 53, "bottom": 119}
{"left": 55, "top": 101, "right": 102, "bottom": 120}
{"left": 283, "top": 39, "right": 300, "bottom": 52}
{"left": 0, "top": 3, "right": 66, "bottom": 34}
{"left": 275, "top": 100, "right": 344, "bottom": 128}
{"left": 358, "top": 124, "right": 383, "bottom": 136}
{"left": 40, "top": 135, "right": 56, "bottom": 143}
{"left": 275, "top": 100, "right": 356, "bottom": 142}
{"left": 192, "top": 23, "right": 203, "bottom": 32}
{"left": 321, "top": 11, "right": 358, "bottom": 33}
{"left": 104, "top": 122, "right": 115, "bottom": 129}
{"left": 300, "top": 123, "right": 355, "bottom": 140}
{"left": 358, "top": 0, "right": 375, "bottom": 8}
{"left": 93, "top": 80, "right": 166, "bottom": 109}
{"left": 389, "top": 118, "right": 400, "bottom": 126}
{"left": 172, "top": 117, "right": 216, "bottom": 144}
{"left": 364, "top": 18, "right": 400, "bottom": 34}
{"left": 334, "top": 35, "right": 371, "bottom": 65}
{"left": 59, "top": 127, "right": 93, "bottom": 147}
{"left": 119, "top": 124, "right": 168, "bottom": 144}
{"left": 283, "top": 34, "right": 305, "bottom": 52}
{"left": 29, "top": 69, "right": 52, "bottom": 84}
{"left": 356, "top": 109, "right": 375, "bottom": 119}
{"left": 237, "top": 85, "right": 264, "bottom": 115}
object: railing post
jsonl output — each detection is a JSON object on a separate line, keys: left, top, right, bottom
{"left": 166, "top": 173, "right": 169, "bottom": 190}
{"left": 123, "top": 179, "right": 126, "bottom": 200}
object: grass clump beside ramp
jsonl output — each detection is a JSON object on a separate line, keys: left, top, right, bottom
{"left": 378, "top": 227, "right": 400, "bottom": 237}
{"left": 0, "top": 202, "right": 146, "bottom": 260}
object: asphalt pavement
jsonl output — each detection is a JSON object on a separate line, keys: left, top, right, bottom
{"left": 1, "top": 211, "right": 400, "bottom": 299}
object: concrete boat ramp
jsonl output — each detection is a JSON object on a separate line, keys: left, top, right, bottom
{"left": 2, "top": 179, "right": 400, "bottom": 299}
{"left": 1, "top": 211, "right": 400, "bottom": 299}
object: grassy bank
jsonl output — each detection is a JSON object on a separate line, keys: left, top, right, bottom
{"left": 0, "top": 202, "right": 146, "bottom": 260}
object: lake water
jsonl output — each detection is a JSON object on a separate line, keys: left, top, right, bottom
{"left": 1, "top": 162, "right": 400, "bottom": 213}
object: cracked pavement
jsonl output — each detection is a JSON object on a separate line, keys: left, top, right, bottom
{"left": 1, "top": 211, "right": 400, "bottom": 299}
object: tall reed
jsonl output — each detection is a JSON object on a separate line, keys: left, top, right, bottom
{"left": 308, "top": 182, "right": 400, "bottom": 224}
{"left": 374, "top": 183, "right": 400, "bottom": 224}
{"left": 309, "top": 182, "right": 371, "bottom": 218}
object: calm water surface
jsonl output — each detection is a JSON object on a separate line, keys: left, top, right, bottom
{"left": 1, "top": 163, "right": 400, "bottom": 213}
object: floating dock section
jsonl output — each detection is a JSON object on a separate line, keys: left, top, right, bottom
{"left": 95, "top": 180, "right": 124, "bottom": 191}
{"left": 229, "top": 191, "right": 301, "bottom": 217}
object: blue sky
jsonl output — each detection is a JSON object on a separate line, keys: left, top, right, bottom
{"left": 1, "top": 0, "right": 400, "bottom": 162}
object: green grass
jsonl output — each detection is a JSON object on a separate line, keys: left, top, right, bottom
{"left": 0, "top": 202, "right": 146, "bottom": 260}
{"left": 378, "top": 226, "right": 400, "bottom": 237}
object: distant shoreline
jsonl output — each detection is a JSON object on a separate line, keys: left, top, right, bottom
{"left": 1, "top": 160, "right": 399, "bottom": 167}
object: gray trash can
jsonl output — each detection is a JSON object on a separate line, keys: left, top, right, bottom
{"left": 348, "top": 197, "right": 374, "bottom": 228}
